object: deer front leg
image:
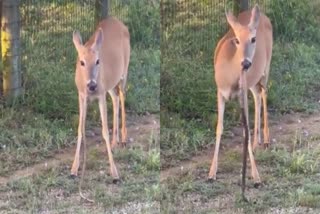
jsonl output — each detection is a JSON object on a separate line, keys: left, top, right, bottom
{"left": 250, "top": 87, "right": 262, "bottom": 151}
{"left": 261, "top": 87, "right": 270, "bottom": 148}
{"left": 71, "top": 94, "right": 87, "bottom": 176}
{"left": 119, "top": 86, "right": 127, "bottom": 145}
{"left": 98, "top": 95, "right": 120, "bottom": 182}
{"left": 243, "top": 89, "right": 261, "bottom": 186}
{"left": 209, "top": 91, "right": 225, "bottom": 180}
{"left": 109, "top": 89, "right": 120, "bottom": 148}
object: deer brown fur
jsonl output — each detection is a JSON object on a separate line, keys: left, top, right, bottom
{"left": 209, "top": 5, "right": 273, "bottom": 185}
{"left": 71, "top": 17, "right": 130, "bottom": 181}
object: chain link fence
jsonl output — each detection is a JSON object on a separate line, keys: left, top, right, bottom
{"left": 109, "top": 0, "right": 159, "bottom": 48}
{"left": 160, "top": 0, "right": 320, "bottom": 167}
{"left": 17, "top": 0, "right": 159, "bottom": 118}
{"left": 160, "top": 0, "right": 305, "bottom": 120}
{"left": 1, "top": 0, "right": 22, "bottom": 99}
{"left": 161, "top": 0, "right": 269, "bottom": 65}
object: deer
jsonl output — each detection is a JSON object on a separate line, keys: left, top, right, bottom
{"left": 70, "top": 16, "right": 130, "bottom": 184}
{"left": 209, "top": 5, "right": 273, "bottom": 188}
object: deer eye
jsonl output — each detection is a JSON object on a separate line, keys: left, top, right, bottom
{"left": 234, "top": 38, "right": 240, "bottom": 45}
{"left": 251, "top": 37, "right": 256, "bottom": 43}
{"left": 80, "top": 60, "right": 85, "bottom": 66}
{"left": 96, "top": 59, "right": 100, "bottom": 65}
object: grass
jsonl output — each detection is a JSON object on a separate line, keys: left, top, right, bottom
{"left": 160, "top": 112, "right": 214, "bottom": 168}
{"left": 161, "top": 130, "right": 320, "bottom": 213}
{"left": 0, "top": 0, "right": 160, "bottom": 212}
{"left": 161, "top": 0, "right": 320, "bottom": 162}
{"left": 2, "top": 0, "right": 320, "bottom": 213}
{"left": 160, "top": 0, "right": 320, "bottom": 212}
{"left": 21, "top": 1, "right": 159, "bottom": 118}
{"left": 0, "top": 136, "right": 160, "bottom": 213}
{"left": 0, "top": 107, "right": 74, "bottom": 176}
{"left": 127, "top": 48, "right": 160, "bottom": 113}
{"left": 0, "top": 1, "right": 159, "bottom": 170}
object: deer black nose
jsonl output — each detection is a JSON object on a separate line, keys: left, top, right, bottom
{"left": 241, "top": 59, "right": 252, "bottom": 71}
{"left": 87, "top": 81, "right": 97, "bottom": 92}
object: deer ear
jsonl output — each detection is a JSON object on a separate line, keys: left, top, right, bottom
{"left": 226, "top": 10, "right": 238, "bottom": 29}
{"left": 73, "top": 30, "right": 83, "bottom": 51}
{"left": 249, "top": 4, "right": 260, "bottom": 30}
{"left": 91, "top": 28, "right": 104, "bottom": 51}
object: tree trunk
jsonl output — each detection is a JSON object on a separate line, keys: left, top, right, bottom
{"left": 1, "top": 0, "right": 22, "bottom": 101}
{"left": 95, "top": 0, "right": 109, "bottom": 25}
{"left": 234, "top": 0, "right": 249, "bottom": 14}
{"left": 240, "top": 0, "right": 249, "bottom": 12}
{"left": 0, "top": 0, "right": 3, "bottom": 95}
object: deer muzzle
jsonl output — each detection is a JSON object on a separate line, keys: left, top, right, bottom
{"left": 87, "top": 80, "right": 97, "bottom": 92}
{"left": 241, "top": 59, "right": 252, "bottom": 71}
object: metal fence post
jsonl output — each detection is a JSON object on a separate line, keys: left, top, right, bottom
{"left": 234, "top": 0, "right": 249, "bottom": 14}
{"left": 240, "top": 0, "right": 249, "bottom": 11}
{"left": 95, "top": 0, "right": 109, "bottom": 25}
{"left": 0, "top": 0, "right": 2, "bottom": 92}
{"left": 1, "top": 0, "right": 22, "bottom": 101}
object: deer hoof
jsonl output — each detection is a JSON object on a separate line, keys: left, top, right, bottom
{"left": 253, "top": 182, "right": 261, "bottom": 188}
{"left": 252, "top": 145, "right": 258, "bottom": 152}
{"left": 120, "top": 141, "right": 127, "bottom": 148}
{"left": 112, "top": 178, "right": 121, "bottom": 184}
{"left": 207, "top": 177, "right": 216, "bottom": 183}
{"left": 69, "top": 174, "right": 77, "bottom": 179}
{"left": 111, "top": 142, "right": 119, "bottom": 151}
{"left": 241, "top": 195, "right": 249, "bottom": 203}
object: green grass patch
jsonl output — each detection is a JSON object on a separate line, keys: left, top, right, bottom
{"left": 0, "top": 135, "right": 160, "bottom": 212}
{"left": 160, "top": 112, "right": 214, "bottom": 167}
{"left": 0, "top": 0, "right": 159, "bottom": 174}
{"left": 161, "top": 0, "right": 320, "bottom": 162}
{"left": 161, "top": 129, "right": 320, "bottom": 213}
{"left": 0, "top": 1, "right": 159, "bottom": 212}
{"left": 0, "top": 107, "right": 73, "bottom": 176}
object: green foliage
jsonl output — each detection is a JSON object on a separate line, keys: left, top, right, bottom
{"left": 0, "top": 0, "right": 160, "bottom": 183}
{"left": 20, "top": 2, "right": 94, "bottom": 119}
{"left": 268, "top": 42, "right": 320, "bottom": 113}
{"left": 267, "top": 0, "right": 320, "bottom": 43}
{"left": 2, "top": 158, "right": 159, "bottom": 212}
{"left": 256, "top": 143, "right": 319, "bottom": 177}
{"left": 289, "top": 188, "right": 320, "bottom": 208}
{"left": 127, "top": 48, "right": 160, "bottom": 113}
{"left": 110, "top": 0, "right": 159, "bottom": 48}
{"left": 19, "top": 1, "right": 159, "bottom": 119}
{"left": 161, "top": 131, "right": 320, "bottom": 213}
{"left": 161, "top": 0, "right": 320, "bottom": 157}
{"left": 160, "top": 112, "right": 213, "bottom": 165}
{"left": 0, "top": 108, "right": 73, "bottom": 176}
{"left": 145, "top": 149, "right": 160, "bottom": 171}
{"left": 125, "top": 0, "right": 160, "bottom": 48}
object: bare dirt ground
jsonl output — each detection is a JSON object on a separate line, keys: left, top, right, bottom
{"left": 0, "top": 114, "right": 159, "bottom": 186}
{"left": 161, "top": 112, "right": 320, "bottom": 213}
{"left": 161, "top": 113, "right": 320, "bottom": 180}
{"left": 1, "top": 112, "right": 320, "bottom": 213}
{"left": 0, "top": 114, "right": 160, "bottom": 213}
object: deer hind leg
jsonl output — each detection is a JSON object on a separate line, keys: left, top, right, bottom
{"left": 208, "top": 91, "right": 225, "bottom": 180}
{"left": 261, "top": 87, "right": 270, "bottom": 148}
{"left": 250, "top": 86, "right": 262, "bottom": 151}
{"left": 119, "top": 83, "right": 127, "bottom": 145}
{"left": 71, "top": 94, "right": 87, "bottom": 176}
{"left": 241, "top": 89, "right": 261, "bottom": 185}
{"left": 98, "top": 94, "right": 119, "bottom": 181}
{"left": 109, "top": 89, "right": 120, "bottom": 148}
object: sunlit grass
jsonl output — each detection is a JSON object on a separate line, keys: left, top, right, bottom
{"left": 0, "top": 1, "right": 159, "bottom": 212}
